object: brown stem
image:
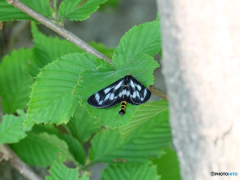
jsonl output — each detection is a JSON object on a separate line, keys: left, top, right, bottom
{"left": 149, "top": 85, "right": 168, "bottom": 101}
{"left": 6, "top": 0, "right": 168, "bottom": 101}
{"left": 0, "top": 144, "right": 43, "bottom": 180}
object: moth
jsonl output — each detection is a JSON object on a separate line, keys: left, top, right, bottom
{"left": 87, "top": 74, "right": 151, "bottom": 115}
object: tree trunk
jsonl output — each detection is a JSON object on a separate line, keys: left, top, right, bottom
{"left": 156, "top": 0, "right": 240, "bottom": 179}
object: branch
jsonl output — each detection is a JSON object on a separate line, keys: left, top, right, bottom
{"left": 0, "top": 144, "right": 43, "bottom": 180}
{"left": 149, "top": 85, "right": 168, "bottom": 101}
{"left": 6, "top": 0, "right": 168, "bottom": 101}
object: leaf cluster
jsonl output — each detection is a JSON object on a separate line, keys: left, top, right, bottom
{"left": 0, "top": 1, "right": 181, "bottom": 180}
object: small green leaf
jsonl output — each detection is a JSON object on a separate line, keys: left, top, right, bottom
{"left": 20, "top": 0, "right": 52, "bottom": 18}
{"left": 28, "top": 22, "right": 85, "bottom": 77}
{"left": 46, "top": 161, "right": 88, "bottom": 180}
{"left": 0, "top": 49, "right": 34, "bottom": 113}
{"left": 101, "top": 162, "right": 160, "bottom": 180}
{"left": 119, "top": 100, "right": 168, "bottom": 138}
{"left": 99, "top": 0, "right": 120, "bottom": 11}
{"left": 77, "top": 54, "right": 158, "bottom": 128}
{"left": 0, "top": 110, "right": 26, "bottom": 144}
{"left": 89, "top": 110, "right": 172, "bottom": 164}
{"left": 66, "top": 105, "right": 101, "bottom": 143}
{"left": 0, "top": 0, "right": 32, "bottom": 21}
{"left": 59, "top": 0, "right": 107, "bottom": 21}
{"left": 24, "top": 53, "right": 105, "bottom": 127}
{"left": 10, "top": 132, "right": 75, "bottom": 167}
{"left": 152, "top": 147, "right": 182, "bottom": 180}
{"left": 113, "top": 20, "right": 161, "bottom": 69}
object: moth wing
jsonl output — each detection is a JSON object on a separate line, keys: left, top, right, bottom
{"left": 87, "top": 78, "right": 124, "bottom": 108}
{"left": 126, "top": 76, "right": 151, "bottom": 105}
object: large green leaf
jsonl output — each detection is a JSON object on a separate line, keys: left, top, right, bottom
{"left": 10, "top": 132, "right": 75, "bottom": 167}
{"left": 0, "top": 0, "right": 32, "bottom": 21}
{"left": 27, "top": 23, "right": 85, "bottom": 77}
{"left": 59, "top": 0, "right": 107, "bottom": 21}
{"left": 76, "top": 54, "right": 159, "bottom": 128}
{"left": 0, "top": 110, "right": 26, "bottom": 144}
{"left": 66, "top": 105, "right": 101, "bottom": 143}
{"left": 32, "top": 124, "right": 86, "bottom": 166}
{"left": 46, "top": 161, "right": 89, "bottom": 180}
{"left": 119, "top": 100, "right": 169, "bottom": 138}
{"left": 20, "top": 0, "right": 52, "bottom": 18}
{"left": 89, "top": 110, "right": 172, "bottom": 164}
{"left": 152, "top": 147, "right": 182, "bottom": 180}
{"left": 112, "top": 19, "right": 161, "bottom": 69}
{"left": 24, "top": 53, "right": 107, "bottom": 127}
{"left": 0, "top": 49, "right": 34, "bottom": 113}
{"left": 101, "top": 162, "right": 160, "bottom": 180}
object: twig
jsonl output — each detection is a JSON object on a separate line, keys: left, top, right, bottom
{"left": 6, "top": 0, "right": 168, "bottom": 101}
{"left": 149, "top": 85, "right": 168, "bottom": 101}
{"left": 0, "top": 144, "right": 43, "bottom": 180}
{"left": 6, "top": 0, "right": 112, "bottom": 64}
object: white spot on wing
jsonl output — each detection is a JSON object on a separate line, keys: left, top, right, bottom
{"left": 110, "top": 93, "right": 114, "bottom": 100}
{"left": 114, "top": 81, "right": 123, "bottom": 90}
{"left": 143, "top": 89, "right": 147, "bottom": 98}
{"left": 104, "top": 93, "right": 111, "bottom": 101}
{"left": 126, "top": 91, "right": 130, "bottom": 96}
{"left": 130, "top": 80, "right": 135, "bottom": 88}
{"left": 95, "top": 93, "right": 100, "bottom": 102}
{"left": 104, "top": 87, "right": 112, "bottom": 94}
{"left": 122, "top": 89, "right": 126, "bottom": 95}
{"left": 137, "top": 84, "right": 141, "bottom": 91}
{"left": 99, "top": 100, "right": 103, "bottom": 105}
{"left": 132, "top": 92, "right": 136, "bottom": 98}
{"left": 118, "top": 92, "right": 122, "bottom": 97}
{"left": 136, "top": 91, "right": 140, "bottom": 99}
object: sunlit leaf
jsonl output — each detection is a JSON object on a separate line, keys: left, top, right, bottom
{"left": 0, "top": 49, "right": 34, "bottom": 113}
{"left": 0, "top": 110, "right": 26, "bottom": 144}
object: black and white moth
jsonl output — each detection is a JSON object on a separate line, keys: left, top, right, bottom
{"left": 87, "top": 74, "right": 151, "bottom": 115}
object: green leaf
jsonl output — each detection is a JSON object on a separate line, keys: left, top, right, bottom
{"left": 89, "top": 110, "right": 172, "bottom": 164}
{"left": 27, "top": 22, "right": 85, "bottom": 77}
{"left": 0, "top": 0, "right": 32, "bottom": 21}
{"left": 152, "top": 147, "right": 182, "bottom": 180}
{"left": 24, "top": 53, "right": 105, "bottom": 127}
{"left": 101, "top": 162, "right": 160, "bottom": 180}
{"left": 112, "top": 20, "right": 161, "bottom": 69}
{"left": 66, "top": 105, "right": 101, "bottom": 143}
{"left": 0, "top": 49, "right": 34, "bottom": 113}
{"left": 32, "top": 124, "right": 86, "bottom": 165}
{"left": 76, "top": 54, "right": 158, "bottom": 128}
{"left": 119, "top": 100, "right": 168, "bottom": 138}
{"left": 99, "top": 0, "right": 120, "bottom": 11}
{"left": 10, "top": 132, "right": 75, "bottom": 167}
{"left": 47, "top": 161, "right": 89, "bottom": 180}
{"left": 59, "top": 0, "right": 107, "bottom": 21}
{"left": 89, "top": 42, "right": 114, "bottom": 59}
{"left": 0, "top": 110, "right": 26, "bottom": 144}
{"left": 61, "top": 134, "right": 86, "bottom": 165}
{"left": 20, "top": 0, "right": 52, "bottom": 18}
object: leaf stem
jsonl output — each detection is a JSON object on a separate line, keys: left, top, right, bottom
{"left": 5, "top": 0, "right": 168, "bottom": 101}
